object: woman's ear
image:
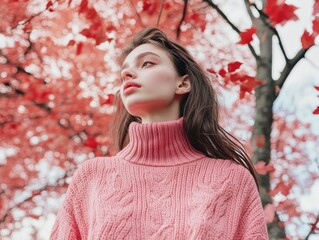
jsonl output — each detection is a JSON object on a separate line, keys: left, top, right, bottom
{"left": 175, "top": 75, "right": 191, "bottom": 95}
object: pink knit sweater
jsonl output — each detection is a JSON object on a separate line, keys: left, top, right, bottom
{"left": 50, "top": 118, "right": 268, "bottom": 240}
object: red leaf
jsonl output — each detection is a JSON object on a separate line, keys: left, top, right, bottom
{"left": 227, "top": 61, "right": 242, "bottom": 72}
{"left": 229, "top": 72, "right": 242, "bottom": 83}
{"left": 164, "top": 2, "right": 171, "bottom": 10}
{"left": 79, "top": 0, "right": 88, "bottom": 14}
{"left": 314, "top": 86, "right": 319, "bottom": 91}
{"left": 190, "top": 12, "right": 201, "bottom": 22}
{"left": 238, "top": 27, "right": 256, "bottom": 44}
{"left": 46, "top": 1, "right": 53, "bottom": 9}
{"left": 103, "top": 94, "right": 114, "bottom": 105}
{"left": 11, "top": 177, "right": 26, "bottom": 187}
{"left": 313, "top": 106, "right": 319, "bottom": 114}
{"left": 25, "top": 88, "right": 51, "bottom": 103}
{"left": 80, "top": 28, "right": 92, "bottom": 38}
{"left": 254, "top": 161, "right": 266, "bottom": 174}
{"left": 104, "top": 37, "right": 113, "bottom": 43}
{"left": 313, "top": 17, "right": 319, "bottom": 35}
{"left": 84, "top": 136, "right": 98, "bottom": 149}
{"left": 29, "top": 213, "right": 40, "bottom": 220}
{"left": 254, "top": 161, "right": 275, "bottom": 175}
{"left": 76, "top": 42, "right": 83, "bottom": 55}
{"left": 85, "top": 7, "right": 98, "bottom": 20}
{"left": 301, "top": 30, "right": 315, "bottom": 49}
{"left": 309, "top": 222, "right": 319, "bottom": 232}
{"left": 265, "top": 2, "right": 298, "bottom": 25}
{"left": 142, "top": 0, "right": 152, "bottom": 11}
{"left": 264, "top": 204, "right": 275, "bottom": 223}
{"left": 218, "top": 69, "right": 227, "bottom": 77}
{"left": 142, "top": 0, "right": 157, "bottom": 15}
{"left": 67, "top": 40, "right": 76, "bottom": 46}
{"left": 314, "top": 0, "right": 319, "bottom": 16}
{"left": 239, "top": 76, "right": 264, "bottom": 98}
{"left": 106, "top": 24, "right": 117, "bottom": 32}
{"left": 9, "top": 123, "right": 18, "bottom": 130}
{"left": 207, "top": 68, "right": 216, "bottom": 74}
{"left": 188, "top": 12, "right": 206, "bottom": 32}
{"left": 23, "top": 22, "right": 32, "bottom": 33}
{"left": 269, "top": 182, "right": 291, "bottom": 197}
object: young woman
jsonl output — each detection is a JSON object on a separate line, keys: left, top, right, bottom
{"left": 50, "top": 27, "right": 268, "bottom": 239}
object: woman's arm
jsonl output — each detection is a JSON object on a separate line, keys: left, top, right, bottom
{"left": 49, "top": 175, "right": 83, "bottom": 240}
{"left": 233, "top": 165, "right": 269, "bottom": 240}
{"left": 49, "top": 161, "right": 93, "bottom": 240}
{"left": 50, "top": 202, "right": 81, "bottom": 240}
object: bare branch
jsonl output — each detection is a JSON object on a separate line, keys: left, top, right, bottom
{"left": 202, "top": 0, "right": 259, "bottom": 60}
{"left": 276, "top": 46, "right": 313, "bottom": 90}
{"left": 32, "top": 101, "right": 52, "bottom": 113}
{"left": 249, "top": 2, "right": 289, "bottom": 64}
{"left": 0, "top": 167, "right": 76, "bottom": 226}
{"left": 305, "top": 213, "right": 319, "bottom": 240}
{"left": 203, "top": 0, "right": 240, "bottom": 33}
{"left": 156, "top": 0, "right": 165, "bottom": 27}
{"left": 10, "top": 0, "right": 59, "bottom": 30}
{"left": 243, "top": 0, "right": 255, "bottom": 21}
{"left": 176, "top": 0, "right": 189, "bottom": 40}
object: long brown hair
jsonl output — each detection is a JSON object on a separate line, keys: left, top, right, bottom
{"left": 113, "top": 27, "right": 258, "bottom": 187}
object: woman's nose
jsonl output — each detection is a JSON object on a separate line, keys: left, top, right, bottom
{"left": 121, "top": 68, "right": 137, "bottom": 82}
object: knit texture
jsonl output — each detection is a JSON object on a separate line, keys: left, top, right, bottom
{"left": 50, "top": 118, "right": 268, "bottom": 240}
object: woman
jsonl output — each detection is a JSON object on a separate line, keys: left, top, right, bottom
{"left": 50, "top": 27, "right": 268, "bottom": 240}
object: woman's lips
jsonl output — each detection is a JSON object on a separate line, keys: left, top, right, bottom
{"left": 123, "top": 86, "right": 140, "bottom": 95}
{"left": 123, "top": 81, "right": 141, "bottom": 95}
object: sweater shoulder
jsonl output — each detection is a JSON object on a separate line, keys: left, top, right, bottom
{"left": 68, "top": 156, "right": 114, "bottom": 190}
{"left": 204, "top": 158, "right": 257, "bottom": 187}
{"left": 76, "top": 156, "right": 111, "bottom": 173}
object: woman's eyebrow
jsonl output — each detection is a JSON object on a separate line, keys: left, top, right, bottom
{"left": 120, "top": 52, "right": 161, "bottom": 72}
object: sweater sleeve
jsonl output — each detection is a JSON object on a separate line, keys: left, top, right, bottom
{"left": 233, "top": 166, "right": 269, "bottom": 240}
{"left": 50, "top": 203, "right": 81, "bottom": 240}
{"left": 50, "top": 162, "right": 90, "bottom": 240}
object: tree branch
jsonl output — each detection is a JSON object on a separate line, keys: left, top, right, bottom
{"left": 249, "top": 2, "right": 290, "bottom": 64}
{"left": 203, "top": 0, "right": 259, "bottom": 60}
{"left": 276, "top": 46, "right": 313, "bottom": 90}
{"left": 176, "top": 0, "right": 189, "bottom": 40}
{"left": 305, "top": 213, "right": 319, "bottom": 240}
{"left": 156, "top": 0, "right": 165, "bottom": 27}
{"left": 243, "top": 0, "right": 255, "bottom": 21}
{"left": 10, "top": 0, "right": 59, "bottom": 30}
{"left": 0, "top": 166, "right": 76, "bottom": 226}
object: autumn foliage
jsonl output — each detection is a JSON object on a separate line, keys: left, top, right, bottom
{"left": 0, "top": 0, "right": 319, "bottom": 239}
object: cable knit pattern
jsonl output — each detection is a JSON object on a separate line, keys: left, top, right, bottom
{"left": 50, "top": 118, "right": 268, "bottom": 240}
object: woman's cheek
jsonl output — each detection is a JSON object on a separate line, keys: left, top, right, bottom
{"left": 146, "top": 70, "right": 175, "bottom": 86}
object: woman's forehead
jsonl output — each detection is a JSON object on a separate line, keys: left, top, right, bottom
{"left": 123, "top": 44, "right": 169, "bottom": 63}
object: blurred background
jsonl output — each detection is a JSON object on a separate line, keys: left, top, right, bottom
{"left": 0, "top": 0, "right": 319, "bottom": 239}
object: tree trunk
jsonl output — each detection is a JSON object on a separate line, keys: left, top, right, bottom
{"left": 252, "top": 8, "right": 286, "bottom": 239}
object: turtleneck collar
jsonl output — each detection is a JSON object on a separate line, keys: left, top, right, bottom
{"left": 116, "top": 118, "right": 205, "bottom": 166}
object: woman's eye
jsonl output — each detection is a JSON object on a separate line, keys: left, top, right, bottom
{"left": 142, "top": 61, "right": 153, "bottom": 67}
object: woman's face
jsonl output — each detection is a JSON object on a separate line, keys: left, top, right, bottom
{"left": 120, "top": 43, "right": 189, "bottom": 122}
